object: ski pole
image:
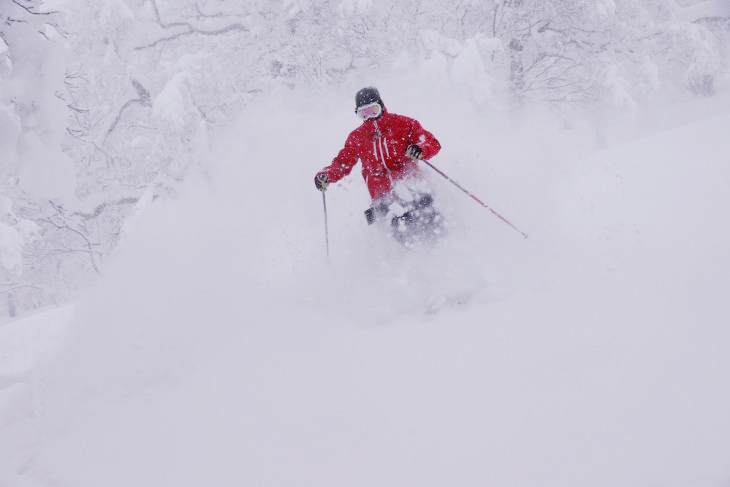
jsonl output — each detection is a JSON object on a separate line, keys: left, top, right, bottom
{"left": 421, "top": 159, "right": 529, "bottom": 239}
{"left": 322, "top": 191, "right": 330, "bottom": 259}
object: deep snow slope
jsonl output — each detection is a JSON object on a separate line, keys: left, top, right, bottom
{"left": 1, "top": 88, "right": 730, "bottom": 487}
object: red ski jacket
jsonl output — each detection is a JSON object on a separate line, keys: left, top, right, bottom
{"left": 317, "top": 108, "right": 441, "bottom": 200}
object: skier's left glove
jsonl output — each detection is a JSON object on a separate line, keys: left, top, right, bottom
{"left": 405, "top": 144, "right": 423, "bottom": 160}
{"left": 314, "top": 173, "right": 329, "bottom": 191}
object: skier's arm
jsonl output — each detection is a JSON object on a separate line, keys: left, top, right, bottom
{"left": 409, "top": 119, "right": 441, "bottom": 160}
{"left": 316, "top": 133, "right": 361, "bottom": 184}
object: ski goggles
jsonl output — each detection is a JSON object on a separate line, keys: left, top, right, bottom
{"left": 356, "top": 102, "right": 382, "bottom": 120}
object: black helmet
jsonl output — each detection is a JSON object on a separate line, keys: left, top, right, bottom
{"left": 355, "top": 87, "right": 383, "bottom": 110}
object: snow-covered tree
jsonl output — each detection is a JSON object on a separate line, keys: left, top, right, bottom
{"left": 0, "top": 0, "right": 78, "bottom": 314}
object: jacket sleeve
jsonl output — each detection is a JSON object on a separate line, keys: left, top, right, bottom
{"left": 409, "top": 119, "right": 441, "bottom": 160}
{"left": 317, "top": 131, "right": 361, "bottom": 184}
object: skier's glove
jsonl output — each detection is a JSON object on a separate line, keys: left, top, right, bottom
{"left": 405, "top": 144, "right": 423, "bottom": 160}
{"left": 314, "top": 173, "right": 329, "bottom": 191}
{"left": 365, "top": 207, "right": 375, "bottom": 225}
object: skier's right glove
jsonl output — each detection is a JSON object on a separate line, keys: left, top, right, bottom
{"left": 405, "top": 144, "right": 423, "bottom": 160}
{"left": 314, "top": 173, "right": 329, "bottom": 191}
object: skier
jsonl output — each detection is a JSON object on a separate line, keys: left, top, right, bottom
{"left": 314, "top": 87, "right": 443, "bottom": 246}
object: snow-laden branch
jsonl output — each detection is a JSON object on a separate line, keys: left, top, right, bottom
{"left": 8, "top": 0, "right": 67, "bottom": 38}
{"left": 134, "top": 22, "right": 248, "bottom": 50}
{"left": 34, "top": 220, "right": 102, "bottom": 275}
{"left": 103, "top": 79, "right": 151, "bottom": 141}
{"left": 134, "top": 0, "right": 248, "bottom": 50}
{"left": 71, "top": 197, "right": 140, "bottom": 221}
{"left": 11, "top": 0, "right": 59, "bottom": 16}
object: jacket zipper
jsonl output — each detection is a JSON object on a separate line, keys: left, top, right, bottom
{"left": 373, "top": 120, "right": 394, "bottom": 186}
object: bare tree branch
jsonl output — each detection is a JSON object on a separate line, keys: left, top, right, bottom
{"left": 38, "top": 207, "right": 104, "bottom": 275}
{"left": 72, "top": 197, "right": 140, "bottom": 220}
{"left": 103, "top": 79, "right": 151, "bottom": 141}
{"left": 134, "top": 22, "right": 248, "bottom": 50}
{"left": 134, "top": 0, "right": 248, "bottom": 50}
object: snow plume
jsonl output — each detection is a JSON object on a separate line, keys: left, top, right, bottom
{"left": 1, "top": 80, "right": 729, "bottom": 487}
{"left": 30, "top": 86, "right": 540, "bottom": 486}
{"left": 36, "top": 79, "right": 548, "bottom": 393}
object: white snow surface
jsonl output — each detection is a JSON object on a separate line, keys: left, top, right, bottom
{"left": 1, "top": 87, "right": 730, "bottom": 487}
